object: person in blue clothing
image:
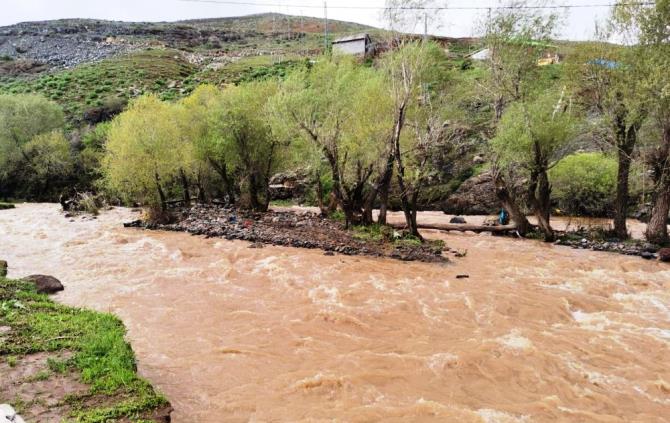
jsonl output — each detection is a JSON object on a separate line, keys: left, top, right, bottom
{"left": 498, "top": 208, "right": 509, "bottom": 225}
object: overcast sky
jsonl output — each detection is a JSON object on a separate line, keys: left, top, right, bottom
{"left": 3, "top": 0, "right": 611, "bottom": 40}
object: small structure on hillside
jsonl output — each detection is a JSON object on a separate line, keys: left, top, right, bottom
{"left": 332, "top": 33, "right": 373, "bottom": 56}
{"left": 538, "top": 51, "right": 561, "bottom": 66}
{"left": 468, "top": 48, "right": 491, "bottom": 61}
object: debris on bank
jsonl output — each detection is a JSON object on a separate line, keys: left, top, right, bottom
{"left": 554, "top": 235, "right": 670, "bottom": 262}
{"left": 133, "top": 204, "right": 448, "bottom": 263}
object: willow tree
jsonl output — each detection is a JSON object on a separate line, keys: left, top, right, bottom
{"left": 270, "top": 58, "right": 388, "bottom": 226}
{"left": 0, "top": 94, "right": 65, "bottom": 199}
{"left": 207, "top": 80, "right": 284, "bottom": 211}
{"left": 492, "top": 90, "right": 579, "bottom": 241}
{"left": 102, "top": 95, "right": 187, "bottom": 212}
{"left": 179, "top": 84, "right": 235, "bottom": 203}
{"left": 480, "top": 1, "right": 561, "bottom": 234}
{"left": 565, "top": 42, "right": 645, "bottom": 239}
{"left": 613, "top": 0, "right": 670, "bottom": 243}
{"left": 380, "top": 41, "right": 449, "bottom": 238}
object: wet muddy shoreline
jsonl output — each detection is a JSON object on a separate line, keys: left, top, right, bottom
{"left": 138, "top": 204, "right": 450, "bottom": 263}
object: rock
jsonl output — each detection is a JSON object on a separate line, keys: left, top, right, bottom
{"left": 659, "top": 248, "right": 670, "bottom": 263}
{"left": 443, "top": 171, "right": 499, "bottom": 215}
{"left": 22, "top": 275, "right": 64, "bottom": 294}
{"left": 473, "top": 154, "right": 485, "bottom": 164}
{"left": 0, "top": 260, "right": 7, "bottom": 277}
{"left": 0, "top": 404, "right": 25, "bottom": 423}
{"left": 642, "top": 243, "right": 659, "bottom": 253}
{"left": 641, "top": 251, "right": 655, "bottom": 260}
{"left": 449, "top": 216, "right": 467, "bottom": 224}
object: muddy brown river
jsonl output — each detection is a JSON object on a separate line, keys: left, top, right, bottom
{"left": 1, "top": 204, "right": 669, "bottom": 422}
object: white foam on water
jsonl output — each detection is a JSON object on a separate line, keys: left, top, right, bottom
{"left": 308, "top": 285, "right": 342, "bottom": 307}
{"left": 496, "top": 330, "right": 533, "bottom": 351}
{"left": 477, "top": 408, "right": 531, "bottom": 423}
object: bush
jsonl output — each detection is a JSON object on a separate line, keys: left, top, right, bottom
{"left": 549, "top": 152, "right": 617, "bottom": 216}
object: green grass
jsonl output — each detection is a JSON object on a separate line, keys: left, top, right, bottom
{"left": 0, "top": 49, "right": 197, "bottom": 123}
{"left": 0, "top": 277, "right": 169, "bottom": 421}
{"left": 0, "top": 202, "right": 15, "bottom": 210}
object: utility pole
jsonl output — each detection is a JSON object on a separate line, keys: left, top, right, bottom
{"left": 324, "top": 1, "right": 328, "bottom": 53}
{"left": 423, "top": 12, "right": 428, "bottom": 41}
{"left": 300, "top": 11, "right": 305, "bottom": 55}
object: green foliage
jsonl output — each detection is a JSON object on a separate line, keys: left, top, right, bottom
{"left": 0, "top": 94, "right": 65, "bottom": 173}
{"left": 492, "top": 90, "right": 579, "bottom": 168}
{"left": 549, "top": 152, "right": 617, "bottom": 216}
{"left": 102, "top": 94, "right": 189, "bottom": 207}
{"left": 0, "top": 277, "right": 168, "bottom": 420}
{"left": 0, "top": 50, "right": 196, "bottom": 124}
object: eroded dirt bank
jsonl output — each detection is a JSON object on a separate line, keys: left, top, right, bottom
{"left": 1, "top": 204, "right": 669, "bottom": 422}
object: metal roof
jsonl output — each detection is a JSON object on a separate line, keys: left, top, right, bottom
{"left": 332, "top": 33, "right": 370, "bottom": 44}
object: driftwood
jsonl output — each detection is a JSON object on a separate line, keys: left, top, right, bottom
{"left": 389, "top": 222, "right": 518, "bottom": 233}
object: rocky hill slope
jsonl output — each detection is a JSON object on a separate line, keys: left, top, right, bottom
{"left": 0, "top": 14, "right": 373, "bottom": 69}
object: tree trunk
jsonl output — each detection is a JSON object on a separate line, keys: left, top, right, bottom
{"left": 612, "top": 115, "right": 639, "bottom": 240}
{"left": 208, "top": 158, "right": 236, "bottom": 205}
{"left": 646, "top": 127, "right": 670, "bottom": 244}
{"left": 494, "top": 173, "right": 530, "bottom": 235}
{"left": 378, "top": 184, "right": 390, "bottom": 225}
{"left": 536, "top": 169, "right": 554, "bottom": 242}
{"left": 155, "top": 172, "right": 166, "bottom": 212}
{"left": 646, "top": 183, "right": 670, "bottom": 244}
{"left": 248, "top": 173, "right": 260, "bottom": 211}
{"left": 179, "top": 168, "right": 191, "bottom": 206}
{"left": 614, "top": 145, "right": 633, "bottom": 239}
{"left": 373, "top": 152, "right": 395, "bottom": 226}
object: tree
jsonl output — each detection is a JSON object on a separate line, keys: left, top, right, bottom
{"left": 380, "top": 41, "right": 450, "bottom": 238}
{"left": 179, "top": 85, "right": 235, "bottom": 203}
{"left": 102, "top": 95, "right": 187, "bottom": 212}
{"left": 492, "top": 89, "right": 579, "bottom": 241}
{"left": 0, "top": 94, "right": 65, "bottom": 198}
{"left": 208, "top": 80, "right": 284, "bottom": 211}
{"left": 565, "top": 42, "right": 645, "bottom": 239}
{"left": 479, "top": 1, "right": 561, "bottom": 234}
{"left": 270, "top": 58, "right": 387, "bottom": 226}
{"left": 22, "top": 131, "right": 75, "bottom": 198}
{"left": 613, "top": 0, "right": 670, "bottom": 243}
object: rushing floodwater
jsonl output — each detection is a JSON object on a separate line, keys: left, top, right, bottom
{"left": 1, "top": 204, "right": 669, "bottom": 422}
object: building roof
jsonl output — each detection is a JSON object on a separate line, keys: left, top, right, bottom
{"left": 332, "top": 33, "right": 370, "bottom": 44}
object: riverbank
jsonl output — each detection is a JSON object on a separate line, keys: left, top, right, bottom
{"left": 0, "top": 275, "right": 171, "bottom": 422}
{"left": 139, "top": 204, "right": 450, "bottom": 263}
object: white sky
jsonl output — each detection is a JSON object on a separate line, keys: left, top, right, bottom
{"left": 2, "top": 0, "right": 611, "bottom": 40}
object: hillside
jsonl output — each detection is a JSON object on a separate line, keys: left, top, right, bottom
{"left": 0, "top": 14, "right": 373, "bottom": 69}
{"left": 0, "top": 14, "right": 387, "bottom": 124}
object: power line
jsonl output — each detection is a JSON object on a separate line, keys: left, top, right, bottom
{"left": 177, "top": 0, "right": 654, "bottom": 11}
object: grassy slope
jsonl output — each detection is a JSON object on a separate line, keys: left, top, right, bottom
{"left": 0, "top": 277, "right": 169, "bottom": 422}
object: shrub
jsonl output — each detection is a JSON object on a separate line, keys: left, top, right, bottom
{"left": 549, "top": 152, "right": 617, "bottom": 216}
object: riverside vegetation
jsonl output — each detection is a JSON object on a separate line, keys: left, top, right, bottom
{"left": 0, "top": 276, "right": 170, "bottom": 422}
{"left": 1, "top": 0, "right": 670, "bottom": 248}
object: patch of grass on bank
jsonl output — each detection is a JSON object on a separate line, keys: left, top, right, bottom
{"left": 0, "top": 277, "right": 169, "bottom": 422}
{"left": 0, "top": 202, "right": 15, "bottom": 210}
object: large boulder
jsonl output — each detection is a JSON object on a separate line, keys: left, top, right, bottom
{"left": 0, "top": 261, "right": 7, "bottom": 277}
{"left": 443, "top": 171, "right": 500, "bottom": 215}
{"left": 22, "top": 275, "right": 64, "bottom": 294}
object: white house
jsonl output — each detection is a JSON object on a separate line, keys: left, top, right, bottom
{"left": 332, "top": 33, "right": 373, "bottom": 56}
